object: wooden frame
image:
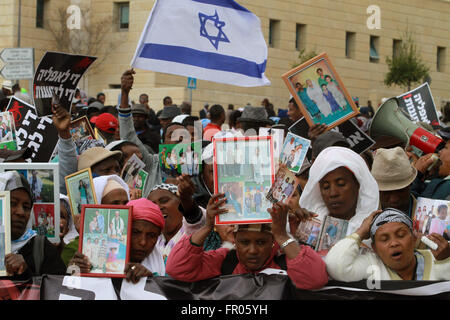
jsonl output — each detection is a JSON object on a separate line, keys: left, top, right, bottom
{"left": 0, "top": 162, "right": 60, "bottom": 244}
{"left": 0, "top": 191, "right": 11, "bottom": 276}
{"left": 78, "top": 204, "right": 132, "bottom": 278}
{"left": 65, "top": 168, "right": 98, "bottom": 219}
{"left": 282, "top": 52, "right": 359, "bottom": 129}
{"left": 213, "top": 136, "right": 275, "bottom": 225}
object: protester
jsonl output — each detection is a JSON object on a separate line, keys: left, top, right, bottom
{"left": 410, "top": 127, "right": 450, "bottom": 200}
{"left": 166, "top": 194, "right": 328, "bottom": 289}
{"left": 203, "top": 104, "right": 225, "bottom": 141}
{"left": 299, "top": 146, "right": 380, "bottom": 241}
{"left": 371, "top": 147, "right": 418, "bottom": 217}
{"left": 287, "top": 97, "right": 303, "bottom": 123}
{"left": 180, "top": 101, "right": 192, "bottom": 115}
{"left": 1, "top": 171, "right": 66, "bottom": 278}
{"left": 130, "top": 103, "right": 160, "bottom": 153}
{"left": 90, "top": 112, "right": 119, "bottom": 144}
{"left": 199, "top": 103, "right": 209, "bottom": 119}
{"left": 77, "top": 147, "right": 122, "bottom": 177}
{"left": 147, "top": 181, "right": 204, "bottom": 262}
{"left": 159, "top": 105, "right": 181, "bottom": 133}
{"left": 237, "top": 106, "right": 273, "bottom": 133}
{"left": 97, "top": 93, "right": 106, "bottom": 105}
{"left": 325, "top": 208, "right": 450, "bottom": 281}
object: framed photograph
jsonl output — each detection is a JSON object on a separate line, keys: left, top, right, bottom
{"left": 279, "top": 132, "right": 310, "bottom": 173}
{"left": 65, "top": 168, "right": 98, "bottom": 218}
{"left": 282, "top": 52, "right": 359, "bottom": 128}
{"left": 0, "top": 163, "right": 60, "bottom": 243}
{"left": 266, "top": 165, "right": 299, "bottom": 204}
{"left": 316, "top": 216, "right": 349, "bottom": 252}
{"left": 0, "top": 191, "right": 11, "bottom": 276}
{"left": 413, "top": 197, "right": 450, "bottom": 240}
{"left": 213, "top": 136, "right": 275, "bottom": 225}
{"left": 121, "top": 153, "right": 146, "bottom": 188}
{"left": 70, "top": 116, "right": 95, "bottom": 154}
{"left": 0, "top": 111, "right": 18, "bottom": 151}
{"left": 78, "top": 204, "right": 132, "bottom": 278}
{"left": 159, "top": 142, "right": 202, "bottom": 177}
{"left": 294, "top": 217, "right": 322, "bottom": 249}
{"left": 94, "top": 127, "right": 106, "bottom": 145}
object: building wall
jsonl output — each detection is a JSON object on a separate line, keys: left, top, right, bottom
{"left": 1, "top": 0, "right": 450, "bottom": 116}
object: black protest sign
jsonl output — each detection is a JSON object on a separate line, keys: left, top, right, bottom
{"left": 6, "top": 96, "right": 59, "bottom": 162}
{"left": 397, "top": 83, "right": 440, "bottom": 127}
{"left": 33, "top": 52, "right": 96, "bottom": 117}
{"left": 289, "top": 117, "right": 375, "bottom": 156}
{"left": 329, "top": 119, "right": 375, "bottom": 154}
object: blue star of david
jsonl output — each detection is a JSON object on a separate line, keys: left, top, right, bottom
{"left": 198, "top": 10, "right": 230, "bottom": 50}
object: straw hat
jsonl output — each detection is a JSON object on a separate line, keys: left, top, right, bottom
{"left": 77, "top": 147, "right": 122, "bottom": 171}
{"left": 371, "top": 147, "right": 417, "bottom": 191}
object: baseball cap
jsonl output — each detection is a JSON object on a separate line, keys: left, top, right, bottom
{"left": 92, "top": 113, "right": 118, "bottom": 134}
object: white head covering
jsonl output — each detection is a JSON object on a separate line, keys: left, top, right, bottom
{"left": 299, "top": 146, "right": 379, "bottom": 235}
{"left": 93, "top": 175, "right": 130, "bottom": 204}
{"left": 60, "top": 194, "right": 79, "bottom": 244}
{"left": 171, "top": 114, "right": 189, "bottom": 124}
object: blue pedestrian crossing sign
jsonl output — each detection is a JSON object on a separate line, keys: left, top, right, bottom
{"left": 187, "top": 77, "right": 197, "bottom": 89}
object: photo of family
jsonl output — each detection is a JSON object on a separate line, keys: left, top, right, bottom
{"left": 32, "top": 203, "right": 55, "bottom": 238}
{"left": 279, "top": 132, "right": 310, "bottom": 173}
{"left": 414, "top": 197, "right": 450, "bottom": 240}
{"left": 282, "top": 53, "right": 358, "bottom": 128}
{"left": 121, "top": 154, "right": 146, "bottom": 188}
{"left": 0, "top": 111, "right": 17, "bottom": 151}
{"left": 70, "top": 116, "right": 95, "bottom": 154}
{"left": 294, "top": 217, "right": 322, "bottom": 249}
{"left": 266, "top": 165, "right": 299, "bottom": 204}
{"left": 80, "top": 206, "right": 131, "bottom": 277}
{"left": 65, "top": 168, "right": 97, "bottom": 217}
{"left": 1, "top": 163, "right": 60, "bottom": 243}
{"left": 0, "top": 192, "right": 10, "bottom": 276}
{"left": 159, "top": 142, "right": 202, "bottom": 177}
{"left": 214, "top": 137, "right": 274, "bottom": 225}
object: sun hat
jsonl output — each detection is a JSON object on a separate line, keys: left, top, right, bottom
{"left": 311, "top": 131, "right": 350, "bottom": 159}
{"left": 237, "top": 106, "right": 272, "bottom": 125}
{"left": 131, "top": 104, "right": 148, "bottom": 116}
{"left": 158, "top": 105, "right": 181, "bottom": 119}
{"left": 371, "top": 147, "right": 417, "bottom": 191}
{"left": 77, "top": 147, "right": 122, "bottom": 171}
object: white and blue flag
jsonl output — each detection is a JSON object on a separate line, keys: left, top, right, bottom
{"left": 131, "top": 0, "right": 270, "bottom": 87}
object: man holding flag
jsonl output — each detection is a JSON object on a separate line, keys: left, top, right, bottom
{"left": 131, "top": 0, "right": 270, "bottom": 87}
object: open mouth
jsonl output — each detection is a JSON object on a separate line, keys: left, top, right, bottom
{"left": 391, "top": 251, "right": 403, "bottom": 260}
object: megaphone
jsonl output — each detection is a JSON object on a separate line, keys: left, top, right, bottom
{"left": 369, "top": 97, "right": 444, "bottom": 154}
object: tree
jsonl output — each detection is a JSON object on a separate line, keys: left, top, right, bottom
{"left": 384, "top": 29, "right": 430, "bottom": 91}
{"left": 292, "top": 49, "right": 318, "bottom": 68}
{"left": 47, "top": 5, "right": 119, "bottom": 76}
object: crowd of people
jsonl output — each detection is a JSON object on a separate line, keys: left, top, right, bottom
{"left": 0, "top": 68, "right": 449, "bottom": 295}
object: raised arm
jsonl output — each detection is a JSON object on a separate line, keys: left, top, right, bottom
{"left": 52, "top": 104, "right": 77, "bottom": 194}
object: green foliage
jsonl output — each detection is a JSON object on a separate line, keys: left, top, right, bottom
{"left": 384, "top": 30, "right": 429, "bottom": 91}
{"left": 292, "top": 49, "right": 318, "bottom": 68}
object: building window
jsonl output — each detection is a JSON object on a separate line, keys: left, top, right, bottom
{"left": 393, "top": 39, "right": 402, "bottom": 58}
{"left": 36, "top": 0, "right": 45, "bottom": 28}
{"left": 269, "top": 19, "right": 280, "bottom": 48}
{"left": 295, "top": 24, "right": 306, "bottom": 51}
{"left": 437, "top": 47, "right": 446, "bottom": 72}
{"left": 116, "top": 2, "right": 129, "bottom": 30}
{"left": 370, "top": 36, "right": 379, "bottom": 62}
{"left": 345, "top": 32, "right": 355, "bottom": 59}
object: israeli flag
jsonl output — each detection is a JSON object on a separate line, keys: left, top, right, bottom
{"left": 131, "top": 0, "right": 270, "bottom": 87}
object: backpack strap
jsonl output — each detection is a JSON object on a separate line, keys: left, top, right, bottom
{"left": 220, "top": 250, "right": 239, "bottom": 275}
{"left": 32, "top": 235, "right": 46, "bottom": 276}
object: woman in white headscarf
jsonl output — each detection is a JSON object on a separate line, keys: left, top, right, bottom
{"left": 299, "top": 147, "right": 379, "bottom": 245}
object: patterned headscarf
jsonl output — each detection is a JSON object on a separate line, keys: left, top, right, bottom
{"left": 370, "top": 208, "right": 413, "bottom": 240}
{"left": 150, "top": 183, "right": 178, "bottom": 195}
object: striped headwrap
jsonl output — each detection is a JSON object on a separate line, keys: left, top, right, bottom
{"left": 370, "top": 208, "right": 413, "bottom": 240}
{"left": 149, "top": 183, "right": 178, "bottom": 195}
